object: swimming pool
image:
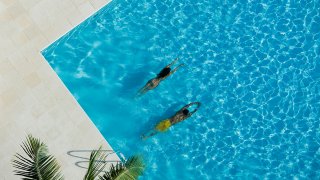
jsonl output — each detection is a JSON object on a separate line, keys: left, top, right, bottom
{"left": 42, "top": 0, "right": 320, "bottom": 179}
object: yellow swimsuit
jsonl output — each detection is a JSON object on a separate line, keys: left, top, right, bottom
{"left": 155, "top": 119, "right": 171, "bottom": 132}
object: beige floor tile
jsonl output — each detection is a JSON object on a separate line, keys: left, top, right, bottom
{"left": 66, "top": 7, "right": 86, "bottom": 26}
{"left": 10, "top": 31, "right": 30, "bottom": 46}
{"left": 6, "top": 51, "right": 26, "bottom": 63}
{"left": 78, "top": 2, "right": 95, "bottom": 17}
{"left": 0, "top": 2, "right": 6, "bottom": 12}
{"left": 42, "top": 20, "right": 72, "bottom": 43}
{"left": 14, "top": 14, "right": 34, "bottom": 30}
{"left": 0, "top": 20, "right": 19, "bottom": 38}
{"left": 90, "top": 0, "right": 110, "bottom": 10}
{"left": 23, "top": 24, "right": 41, "bottom": 40}
{"left": 0, "top": 60, "right": 14, "bottom": 76}
{"left": 30, "top": 101, "right": 47, "bottom": 118}
{"left": 1, "top": 0, "right": 17, "bottom": 7}
{"left": 7, "top": 2, "right": 26, "bottom": 18}
{"left": 0, "top": 9, "right": 12, "bottom": 23}
{"left": 29, "top": 2, "right": 52, "bottom": 30}
{"left": 31, "top": 35, "right": 49, "bottom": 51}
{"left": 57, "top": 0, "right": 76, "bottom": 11}
{"left": 1, "top": 88, "right": 20, "bottom": 107}
{"left": 18, "top": 0, "right": 42, "bottom": 10}
{"left": 26, "top": 52, "right": 48, "bottom": 70}
{"left": 71, "top": 0, "right": 89, "bottom": 7}
{"left": 0, "top": 34, "right": 13, "bottom": 48}
{"left": 19, "top": 91, "right": 38, "bottom": 108}
{"left": 23, "top": 72, "right": 42, "bottom": 88}
{"left": 0, "top": 98, "right": 5, "bottom": 110}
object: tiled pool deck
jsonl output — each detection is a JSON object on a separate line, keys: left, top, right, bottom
{"left": 0, "top": 0, "right": 118, "bottom": 179}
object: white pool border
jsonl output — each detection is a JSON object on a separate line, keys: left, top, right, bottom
{"left": 0, "top": 0, "right": 119, "bottom": 179}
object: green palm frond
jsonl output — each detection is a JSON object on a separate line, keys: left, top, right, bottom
{"left": 12, "top": 134, "right": 63, "bottom": 180}
{"left": 84, "top": 147, "right": 108, "bottom": 180}
{"left": 99, "top": 163, "right": 126, "bottom": 180}
{"left": 99, "top": 156, "right": 145, "bottom": 180}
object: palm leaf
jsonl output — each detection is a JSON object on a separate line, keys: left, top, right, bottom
{"left": 12, "top": 134, "right": 63, "bottom": 180}
{"left": 99, "top": 163, "right": 126, "bottom": 180}
{"left": 83, "top": 147, "right": 108, "bottom": 180}
{"left": 99, "top": 156, "right": 145, "bottom": 180}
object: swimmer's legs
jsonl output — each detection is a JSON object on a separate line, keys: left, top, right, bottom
{"left": 141, "top": 129, "right": 158, "bottom": 140}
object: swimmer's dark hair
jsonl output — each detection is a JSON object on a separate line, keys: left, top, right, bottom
{"left": 182, "top": 109, "right": 189, "bottom": 115}
{"left": 157, "top": 67, "right": 171, "bottom": 78}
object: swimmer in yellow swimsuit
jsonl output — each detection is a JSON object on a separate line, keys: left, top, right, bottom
{"left": 142, "top": 102, "right": 201, "bottom": 139}
{"left": 136, "top": 58, "right": 184, "bottom": 97}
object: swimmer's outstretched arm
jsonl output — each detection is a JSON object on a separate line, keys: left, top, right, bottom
{"left": 169, "top": 64, "right": 185, "bottom": 75}
{"left": 183, "top": 102, "right": 201, "bottom": 115}
{"left": 183, "top": 102, "right": 201, "bottom": 109}
{"left": 165, "top": 57, "right": 179, "bottom": 68}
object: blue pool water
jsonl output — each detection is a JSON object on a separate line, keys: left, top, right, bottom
{"left": 42, "top": 0, "right": 320, "bottom": 179}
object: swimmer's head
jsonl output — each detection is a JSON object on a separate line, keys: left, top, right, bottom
{"left": 182, "top": 109, "right": 189, "bottom": 115}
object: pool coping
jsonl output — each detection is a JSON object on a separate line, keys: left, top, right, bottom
{"left": 0, "top": 0, "right": 119, "bottom": 179}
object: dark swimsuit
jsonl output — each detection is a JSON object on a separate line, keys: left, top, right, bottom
{"left": 157, "top": 67, "right": 171, "bottom": 78}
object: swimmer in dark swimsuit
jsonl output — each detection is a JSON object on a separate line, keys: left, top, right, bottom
{"left": 136, "top": 58, "right": 184, "bottom": 97}
{"left": 142, "top": 102, "right": 201, "bottom": 139}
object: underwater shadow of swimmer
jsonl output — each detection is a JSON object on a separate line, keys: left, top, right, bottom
{"left": 116, "top": 64, "right": 156, "bottom": 98}
{"left": 139, "top": 102, "right": 182, "bottom": 136}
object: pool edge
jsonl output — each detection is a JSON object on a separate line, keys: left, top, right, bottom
{"left": 0, "top": 0, "right": 119, "bottom": 179}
